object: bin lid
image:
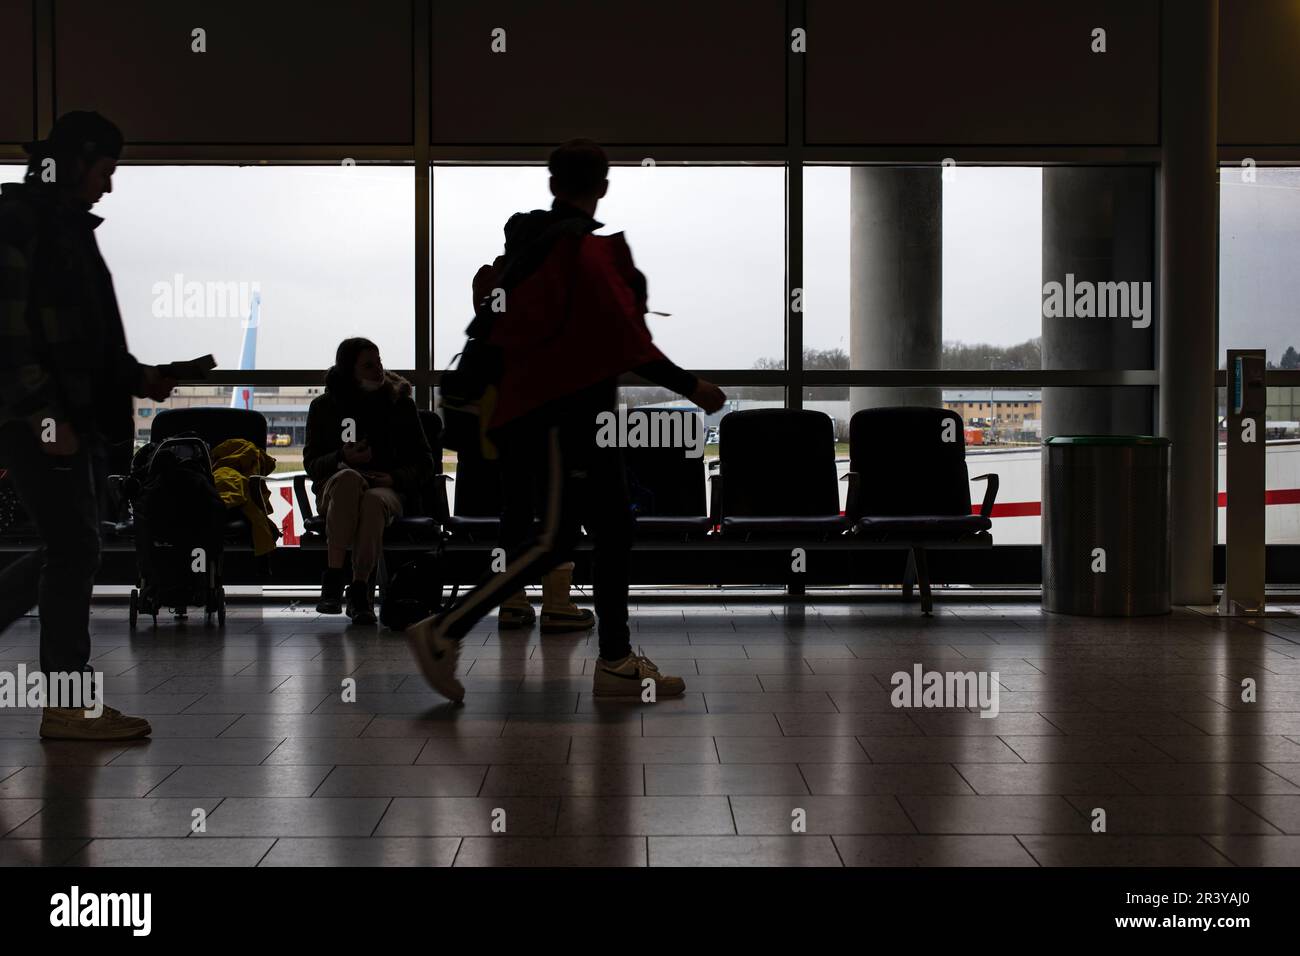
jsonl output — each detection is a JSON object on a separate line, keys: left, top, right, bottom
{"left": 1043, "top": 435, "right": 1170, "bottom": 446}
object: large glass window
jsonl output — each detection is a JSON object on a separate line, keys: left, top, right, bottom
{"left": 94, "top": 165, "right": 415, "bottom": 370}
{"left": 803, "top": 165, "right": 1155, "bottom": 374}
{"left": 1219, "top": 168, "right": 1300, "bottom": 545}
{"left": 433, "top": 165, "right": 785, "bottom": 372}
{"left": 803, "top": 165, "right": 1045, "bottom": 369}
{"left": 1220, "top": 167, "right": 1300, "bottom": 367}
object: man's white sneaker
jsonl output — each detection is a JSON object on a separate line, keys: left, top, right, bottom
{"left": 406, "top": 614, "right": 465, "bottom": 702}
{"left": 592, "top": 653, "right": 686, "bottom": 699}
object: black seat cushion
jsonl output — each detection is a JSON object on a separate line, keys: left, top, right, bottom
{"left": 113, "top": 509, "right": 254, "bottom": 544}
{"left": 854, "top": 514, "right": 991, "bottom": 542}
{"left": 444, "top": 515, "right": 501, "bottom": 542}
{"left": 633, "top": 514, "right": 713, "bottom": 539}
{"left": 385, "top": 515, "right": 442, "bottom": 542}
{"left": 300, "top": 514, "right": 441, "bottom": 545}
{"left": 722, "top": 515, "right": 849, "bottom": 540}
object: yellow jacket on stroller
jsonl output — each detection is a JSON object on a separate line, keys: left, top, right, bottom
{"left": 211, "top": 438, "right": 279, "bottom": 555}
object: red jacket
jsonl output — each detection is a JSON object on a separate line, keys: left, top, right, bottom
{"left": 485, "top": 230, "right": 665, "bottom": 428}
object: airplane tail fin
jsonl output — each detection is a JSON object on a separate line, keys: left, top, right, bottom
{"left": 230, "top": 290, "right": 260, "bottom": 410}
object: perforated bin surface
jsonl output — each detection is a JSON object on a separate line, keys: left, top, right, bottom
{"left": 1042, "top": 436, "right": 1171, "bottom": 616}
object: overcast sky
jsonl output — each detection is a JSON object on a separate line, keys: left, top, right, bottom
{"left": 1, "top": 163, "right": 1291, "bottom": 371}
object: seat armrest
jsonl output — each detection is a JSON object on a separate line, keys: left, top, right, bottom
{"left": 292, "top": 474, "right": 315, "bottom": 523}
{"left": 840, "top": 471, "right": 861, "bottom": 522}
{"left": 434, "top": 473, "right": 454, "bottom": 523}
{"left": 971, "top": 473, "right": 1000, "bottom": 519}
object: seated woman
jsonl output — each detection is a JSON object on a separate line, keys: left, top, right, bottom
{"left": 304, "top": 337, "right": 434, "bottom": 624}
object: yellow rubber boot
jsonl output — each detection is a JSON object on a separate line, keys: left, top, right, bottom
{"left": 499, "top": 589, "right": 536, "bottom": 628}
{"left": 541, "top": 564, "right": 595, "bottom": 633}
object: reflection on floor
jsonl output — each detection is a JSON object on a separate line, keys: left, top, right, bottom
{"left": 1, "top": 598, "right": 1299, "bottom": 866}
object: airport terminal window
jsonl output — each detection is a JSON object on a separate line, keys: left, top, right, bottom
{"left": 1218, "top": 168, "right": 1300, "bottom": 546}
{"left": 433, "top": 164, "right": 785, "bottom": 372}
{"left": 803, "top": 165, "right": 1044, "bottom": 370}
{"left": 1219, "top": 166, "right": 1300, "bottom": 368}
{"left": 803, "top": 165, "right": 1156, "bottom": 374}
{"left": 93, "top": 164, "right": 415, "bottom": 371}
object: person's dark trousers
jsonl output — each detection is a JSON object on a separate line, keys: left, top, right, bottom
{"left": 498, "top": 425, "right": 546, "bottom": 563}
{"left": 438, "top": 397, "right": 634, "bottom": 661}
{"left": 0, "top": 421, "right": 103, "bottom": 677}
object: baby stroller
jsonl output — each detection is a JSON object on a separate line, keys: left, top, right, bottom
{"left": 123, "top": 434, "right": 228, "bottom": 627}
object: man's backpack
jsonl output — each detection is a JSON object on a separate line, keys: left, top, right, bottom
{"left": 438, "top": 216, "right": 588, "bottom": 457}
{"left": 379, "top": 550, "right": 445, "bottom": 631}
{"left": 439, "top": 337, "right": 503, "bottom": 459}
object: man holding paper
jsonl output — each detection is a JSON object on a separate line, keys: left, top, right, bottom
{"left": 0, "top": 112, "right": 205, "bottom": 739}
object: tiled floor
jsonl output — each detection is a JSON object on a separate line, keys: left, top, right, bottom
{"left": 2, "top": 596, "right": 1300, "bottom": 866}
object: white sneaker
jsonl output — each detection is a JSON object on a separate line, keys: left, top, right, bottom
{"left": 406, "top": 614, "right": 465, "bottom": 702}
{"left": 592, "top": 653, "right": 686, "bottom": 699}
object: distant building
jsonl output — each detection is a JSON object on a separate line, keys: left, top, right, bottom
{"left": 942, "top": 389, "right": 1041, "bottom": 440}
{"left": 133, "top": 385, "right": 323, "bottom": 446}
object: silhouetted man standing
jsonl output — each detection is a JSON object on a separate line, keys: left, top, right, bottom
{"left": 0, "top": 112, "right": 177, "bottom": 739}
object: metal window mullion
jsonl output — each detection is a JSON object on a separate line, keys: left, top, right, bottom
{"left": 414, "top": 0, "right": 432, "bottom": 410}
{"left": 786, "top": 0, "right": 806, "bottom": 410}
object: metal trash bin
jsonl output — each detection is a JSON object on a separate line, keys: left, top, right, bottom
{"left": 1042, "top": 435, "right": 1171, "bottom": 616}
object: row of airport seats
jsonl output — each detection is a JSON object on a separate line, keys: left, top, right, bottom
{"left": 0, "top": 404, "right": 998, "bottom": 615}
{"left": 318, "top": 405, "right": 997, "bottom": 615}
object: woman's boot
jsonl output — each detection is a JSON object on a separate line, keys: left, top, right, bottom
{"left": 346, "top": 579, "right": 377, "bottom": 625}
{"left": 316, "top": 567, "right": 347, "bottom": 614}
{"left": 499, "top": 590, "right": 536, "bottom": 628}
{"left": 541, "top": 564, "right": 595, "bottom": 633}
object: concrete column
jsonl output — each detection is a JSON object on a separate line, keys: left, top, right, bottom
{"left": 1041, "top": 167, "right": 1156, "bottom": 438}
{"left": 1159, "top": 0, "right": 1219, "bottom": 605}
{"left": 849, "top": 167, "right": 942, "bottom": 411}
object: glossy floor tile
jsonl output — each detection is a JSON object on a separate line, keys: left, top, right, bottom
{"left": 1, "top": 597, "right": 1298, "bottom": 865}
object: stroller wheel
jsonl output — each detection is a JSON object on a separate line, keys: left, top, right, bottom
{"left": 128, "top": 589, "right": 138, "bottom": 628}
